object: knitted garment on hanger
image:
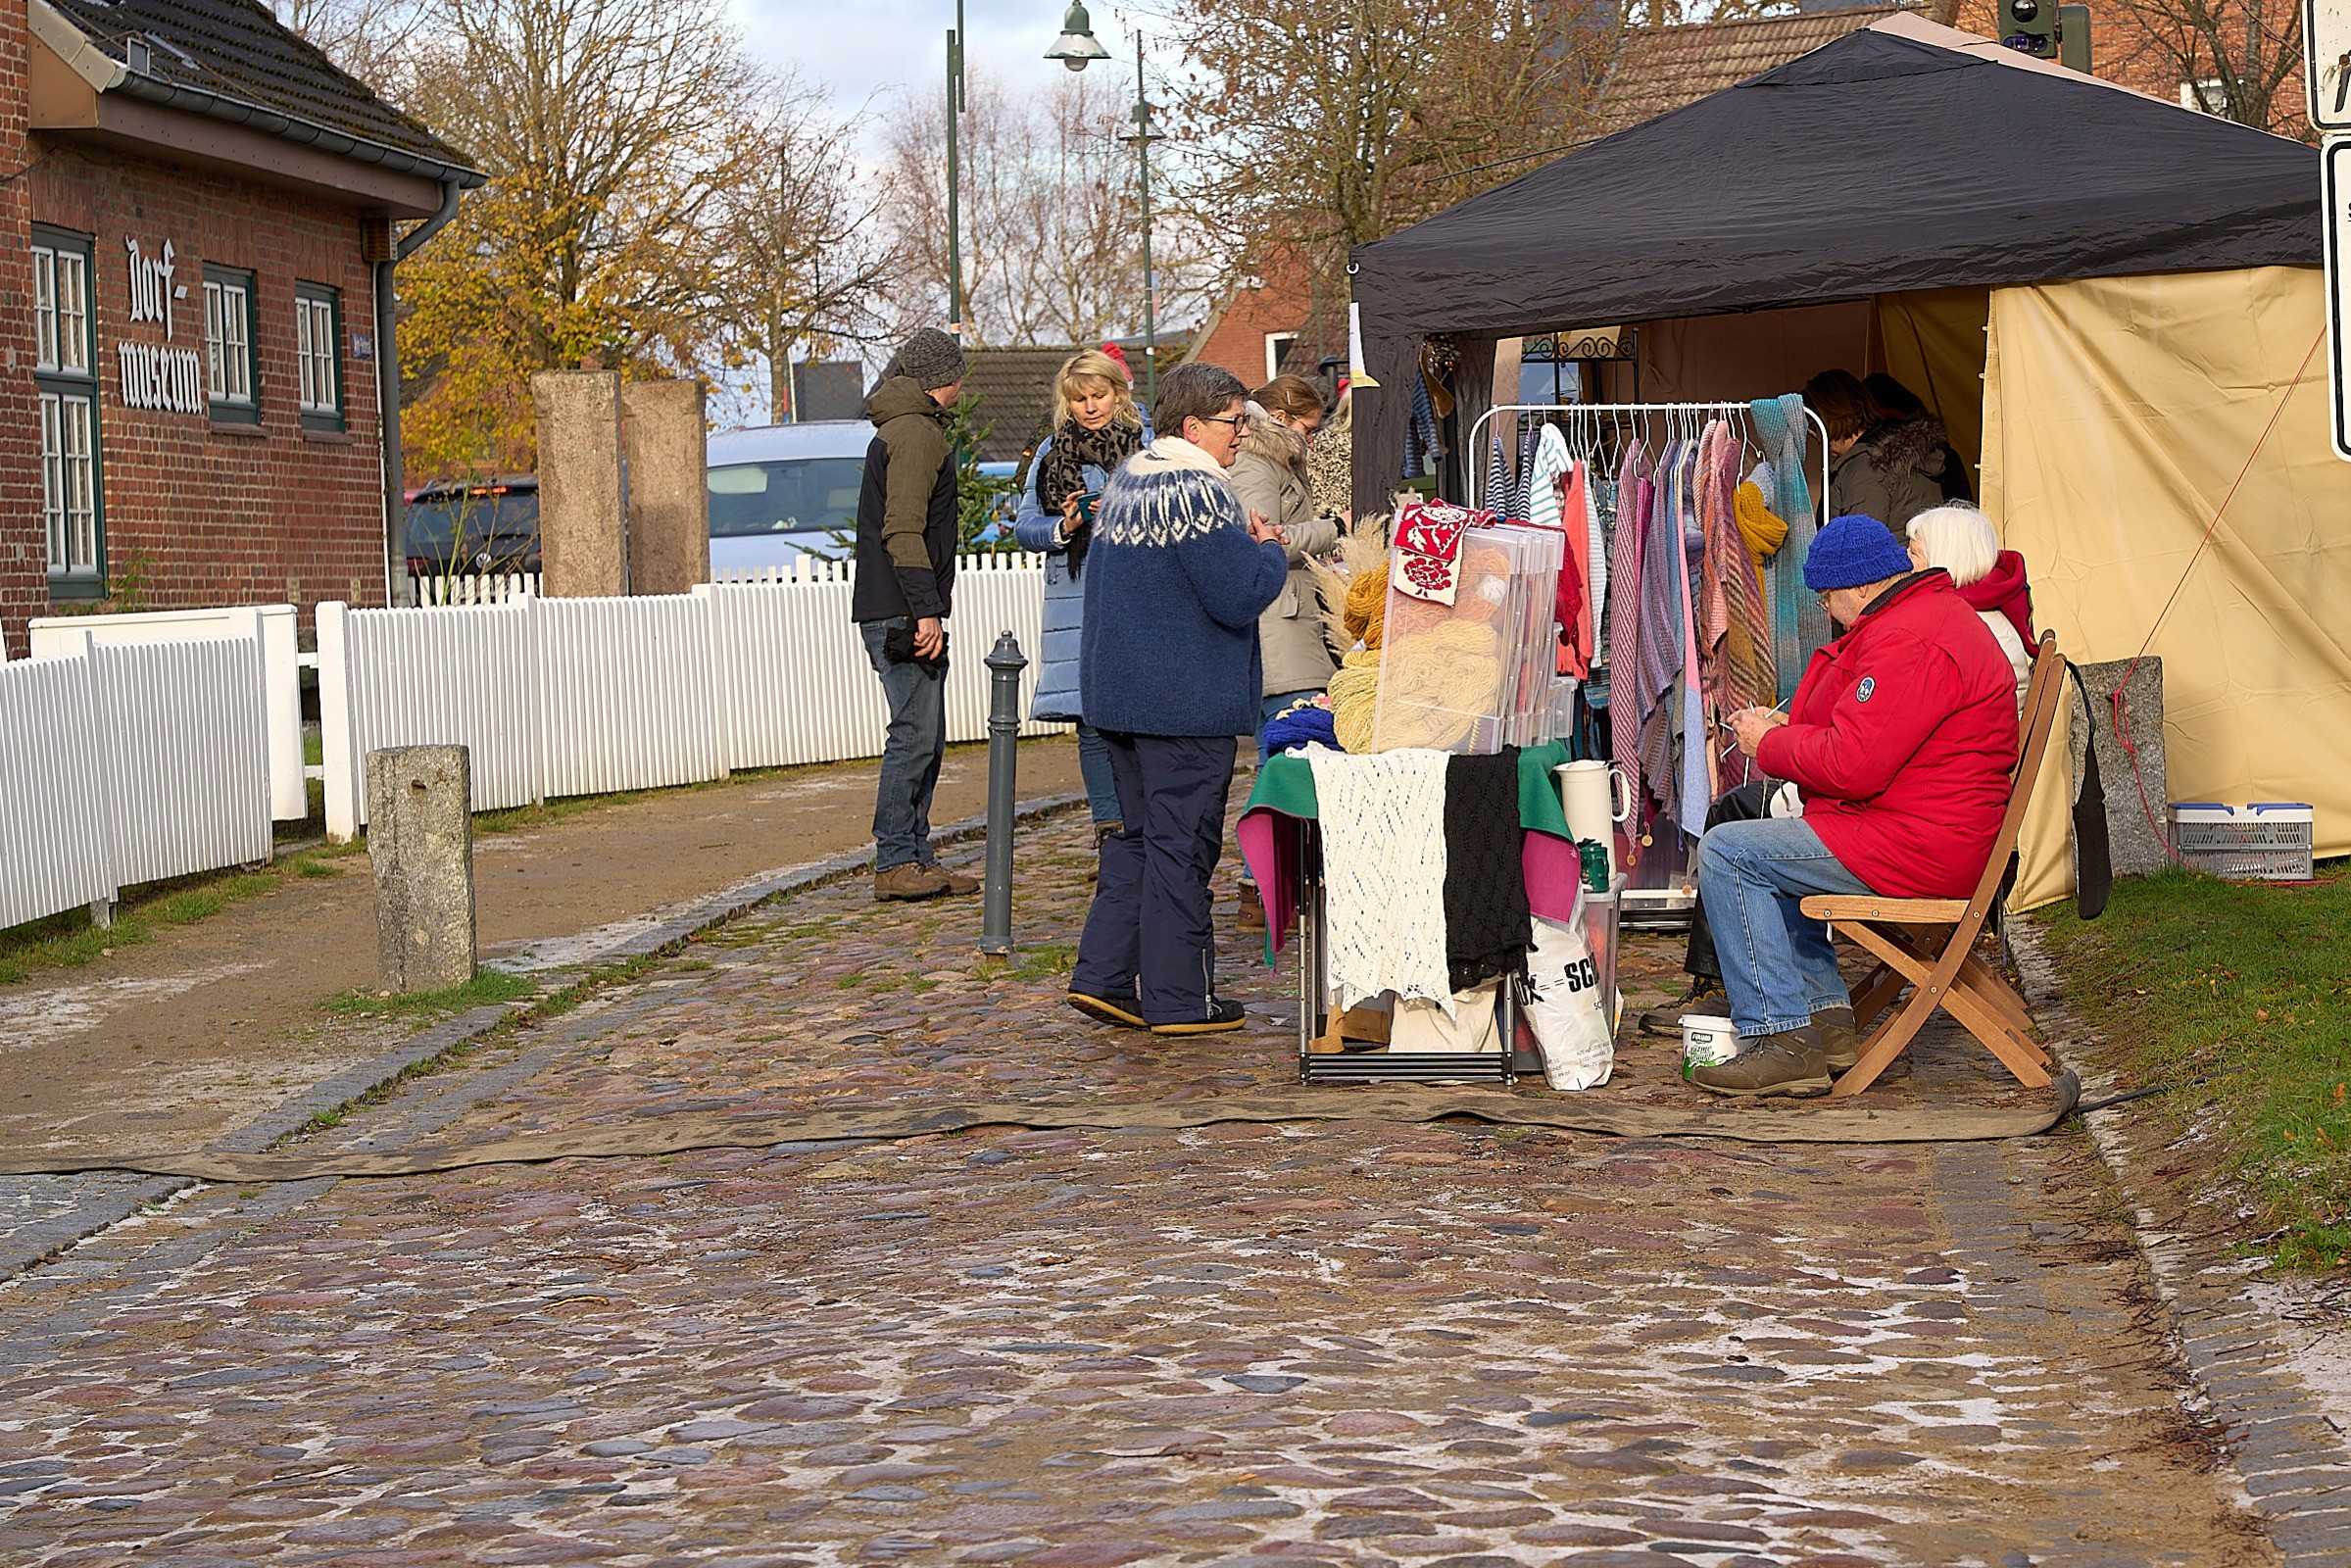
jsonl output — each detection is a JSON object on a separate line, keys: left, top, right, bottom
{"left": 1672, "top": 442, "right": 1715, "bottom": 839}
{"left": 1308, "top": 747, "right": 1454, "bottom": 1014}
{"left": 1609, "top": 440, "right": 1651, "bottom": 826}
{"left": 1558, "top": 461, "right": 1593, "bottom": 678}
{"left": 1444, "top": 748, "right": 1532, "bottom": 994}
{"left": 1634, "top": 441, "right": 1689, "bottom": 816}
{"left": 1698, "top": 422, "right": 1776, "bottom": 720}
{"left": 1407, "top": 375, "right": 1440, "bottom": 478}
{"left": 1524, "top": 422, "right": 1572, "bottom": 532}
{"left": 1750, "top": 394, "right": 1820, "bottom": 703}
{"left": 1582, "top": 452, "right": 1609, "bottom": 671}
{"left": 1486, "top": 435, "right": 1513, "bottom": 520}
{"left": 1516, "top": 424, "right": 1541, "bottom": 521}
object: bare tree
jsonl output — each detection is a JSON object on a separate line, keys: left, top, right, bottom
{"left": 710, "top": 89, "right": 900, "bottom": 422}
{"left": 2099, "top": 0, "right": 2304, "bottom": 133}
{"left": 877, "top": 70, "right": 1168, "bottom": 347}
{"left": 270, "top": 0, "right": 425, "bottom": 91}
{"left": 1150, "top": 0, "right": 1618, "bottom": 335}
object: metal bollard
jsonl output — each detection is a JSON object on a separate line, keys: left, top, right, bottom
{"left": 978, "top": 631, "right": 1027, "bottom": 955}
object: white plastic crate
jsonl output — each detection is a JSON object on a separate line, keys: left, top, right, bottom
{"left": 2168, "top": 802, "right": 2315, "bottom": 882}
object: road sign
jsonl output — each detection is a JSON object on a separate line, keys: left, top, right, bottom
{"left": 2325, "top": 137, "right": 2351, "bottom": 458}
{"left": 2311, "top": 0, "right": 2351, "bottom": 131}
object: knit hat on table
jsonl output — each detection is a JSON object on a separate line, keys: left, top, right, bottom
{"left": 1803, "top": 514, "right": 1914, "bottom": 592}
{"left": 898, "top": 327, "right": 966, "bottom": 391}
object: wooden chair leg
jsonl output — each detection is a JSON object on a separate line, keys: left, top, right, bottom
{"left": 1850, "top": 961, "right": 1906, "bottom": 1028}
{"left": 1954, "top": 951, "right": 2045, "bottom": 1060}
{"left": 1938, "top": 981, "right": 2053, "bottom": 1088}
{"left": 1830, "top": 982, "right": 1937, "bottom": 1097}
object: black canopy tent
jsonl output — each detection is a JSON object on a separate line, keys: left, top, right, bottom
{"left": 1347, "top": 23, "right": 2320, "bottom": 519}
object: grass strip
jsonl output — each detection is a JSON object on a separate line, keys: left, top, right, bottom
{"left": 2036, "top": 861, "right": 2351, "bottom": 1271}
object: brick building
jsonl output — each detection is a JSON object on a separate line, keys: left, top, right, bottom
{"left": 1188, "top": 244, "right": 1347, "bottom": 394}
{"left": 0, "top": 0, "right": 479, "bottom": 655}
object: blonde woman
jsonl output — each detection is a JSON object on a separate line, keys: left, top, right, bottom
{"left": 1013, "top": 349, "right": 1150, "bottom": 845}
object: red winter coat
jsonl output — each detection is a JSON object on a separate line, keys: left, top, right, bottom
{"left": 1755, "top": 571, "right": 2019, "bottom": 899}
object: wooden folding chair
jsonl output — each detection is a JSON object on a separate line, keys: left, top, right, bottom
{"left": 1803, "top": 632, "right": 2064, "bottom": 1099}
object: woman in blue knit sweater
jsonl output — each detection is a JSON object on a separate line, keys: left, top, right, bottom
{"left": 1067, "top": 363, "right": 1290, "bottom": 1035}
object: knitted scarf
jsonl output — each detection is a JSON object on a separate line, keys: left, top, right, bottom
{"left": 1750, "top": 394, "right": 1819, "bottom": 703}
{"left": 1444, "top": 748, "right": 1531, "bottom": 993}
{"left": 1037, "top": 417, "right": 1143, "bottom": 580}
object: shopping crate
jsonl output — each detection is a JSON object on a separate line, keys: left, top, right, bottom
{"left": 2167, "top": 803, "right": 2315, "bottom": 882}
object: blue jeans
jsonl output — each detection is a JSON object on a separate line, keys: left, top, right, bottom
{"left": 859, "top": 617, "right": 947, "bottom": 872}
{"left": 1695, "top": 817, "right": 1871, "bottom": 1039}
{"left": 1076, "top": 722, "right": 1121, "bottom": 826}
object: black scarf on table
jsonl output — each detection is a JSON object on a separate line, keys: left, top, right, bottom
{"left": 1036, "top": 417, "right": 1142, "bottom": 580}
{"left": 1444, "top": 747, "right": 1532, "bottom": 993}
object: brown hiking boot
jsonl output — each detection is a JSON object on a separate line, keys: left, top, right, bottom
{"left": 1640, "top": 975, "right": 1726, "bottom": 1038}
{"left": 1815, "top": 1005, "right": 1859, "bottom": 1073}
{"left": 1238, "top": 882, "right": 1267, "bottom": 934}
{"left": 930, "top": 866, "right": 981, "bottom": 896}
{"left": 1690, "top": 1027, "right": 1833, "bottom": 1099}
{"left": 874, "top": 863, "right": 951, "bottom": 902}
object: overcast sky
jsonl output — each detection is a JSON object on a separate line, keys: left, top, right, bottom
{"left": 735, "top": 0, "right": 1140, "bottom": 143}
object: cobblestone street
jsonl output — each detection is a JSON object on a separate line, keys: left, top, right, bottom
{"left": 0, "top": 809, "right": 2280, "bottom": 1566}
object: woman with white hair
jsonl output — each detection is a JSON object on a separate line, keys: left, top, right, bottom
{"left": 1905, "top": 503, "right": 2035, "bottom": 710}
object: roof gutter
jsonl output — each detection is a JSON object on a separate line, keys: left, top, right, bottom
{"left": 379, "top": 176, "right": 467, "bottom": 606}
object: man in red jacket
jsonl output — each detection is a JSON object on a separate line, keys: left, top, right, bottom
{"left": 1690, "top": 514, "right": 2018, "bottom": 1098}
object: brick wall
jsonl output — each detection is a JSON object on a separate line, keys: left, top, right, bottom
{"left": 0, "top": 10, "right": 43, "bottom": 654}
{"left": 0, "top": 137, "right": 387, "bottom": 653}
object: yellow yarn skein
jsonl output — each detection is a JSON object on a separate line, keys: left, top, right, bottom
{"left": 1328, "top": 649, "right": 1382, "bottom": 752}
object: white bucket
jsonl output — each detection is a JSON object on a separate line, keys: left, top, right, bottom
{"left": 1680, "top": 1013, "right": 1739, "bottom": 1078}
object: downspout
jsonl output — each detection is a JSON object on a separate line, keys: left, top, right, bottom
{"left": 377, "top": 177, "right": 464, "bottom": 607}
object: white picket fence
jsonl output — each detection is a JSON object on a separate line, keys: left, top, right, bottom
{"left": 413, "top": 572, "right": 540, "bottom": 606}
{"left": 0, "top": 630, "right": 273, "bottom": 931}
{"left": 319, "top": 554, "right": 1054, "bottom": 838}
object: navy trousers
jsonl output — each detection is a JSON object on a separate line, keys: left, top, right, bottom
{"left": 1072, "top": 732, "right": 1237, "bottom": 1025}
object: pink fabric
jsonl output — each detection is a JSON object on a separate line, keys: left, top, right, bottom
{"left": 1559, "top": 461, "right": 1596, "bottom": 677}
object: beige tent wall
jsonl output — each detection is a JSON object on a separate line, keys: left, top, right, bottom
{"left": 1876, "top": 288, "right": 1990, "bottom": 488}
{"left": 1981, "top": 267, "right": 2351, "bottom": 908}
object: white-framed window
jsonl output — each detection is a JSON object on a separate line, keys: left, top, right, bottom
{"left": 2180, "top": 76, "right": 2226, "bottom": 113}
{"left": 204, "top": 267, "right": 257, "bottom": 419}
{"left": 32, "top": 226, "right": 101, "bottom": 587}
{"left": 295, "top": 285, "right": 342, "bottom": 428}
{"left": 1264, "top": 331, "right": 1298, "bottom": 382}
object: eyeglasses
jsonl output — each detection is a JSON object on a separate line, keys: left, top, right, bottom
{"left": 1197, "top": 414, "right": 1246, "bottom": 429}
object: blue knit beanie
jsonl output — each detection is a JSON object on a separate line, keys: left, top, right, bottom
{"left": 1803, "top": 514, "right": 1913, "bottom": 591}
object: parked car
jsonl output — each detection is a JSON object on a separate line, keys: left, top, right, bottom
{"left": 404, "top": 476, "right": 541, "bottom": 579}
{"left": 707, "top": 421, "right": 874, "bottom": 574}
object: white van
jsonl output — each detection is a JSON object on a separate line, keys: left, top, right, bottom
{"left": 706, "top": 421, "right": 874, "bottom": 575}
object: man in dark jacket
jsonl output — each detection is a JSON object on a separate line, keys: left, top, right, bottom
{"left": 1690, "top": 514, "right": 2017, "bottom": 1098}
{"left": 855, "top": 326, "right": 973, "bottom": 902}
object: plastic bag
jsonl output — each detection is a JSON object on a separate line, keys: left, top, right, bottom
{"left": 1524, "top": 914, "right": 1612, "bottom": 1089}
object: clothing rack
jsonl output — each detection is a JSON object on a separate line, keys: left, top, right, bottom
{"left": 1462, "top": 401, "right": 1830, "bottom": 519}
{"left": 1461, "top": 400, "right": 1833, "bottom": 922}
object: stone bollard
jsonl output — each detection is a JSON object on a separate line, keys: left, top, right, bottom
{"left": 978, "top": 632, "right": 1027, "bottom": 955}
{"left": 367, "top": 745, "right": 477, "bottom": 994}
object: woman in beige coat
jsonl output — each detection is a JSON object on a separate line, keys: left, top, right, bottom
{"left": 1232, "top": 375, "right": 1341, "bottom": 722}
{"left": 1232, "top": 375, "right": 1340, "bottom": 933}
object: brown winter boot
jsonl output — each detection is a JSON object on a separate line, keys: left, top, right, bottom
{"left": 1815, "top": 1005, "right": 1859, "bottom": 1074}
{"left": 874, "top": 863, "right": 951, "bottom": 902}
{"left": 1238, "top": 882, "right": 1267, "bottom": 934}
{"left": 1689, "top": 1027, "right": 1833, "bottom": 1099}
{"left": 929, "top": 866, "right": 981, "bottom": 896}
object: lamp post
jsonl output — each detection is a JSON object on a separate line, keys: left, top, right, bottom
{"left": 945, "top": 1, "right": 968, "bottom": 335}
{"left": 1046, "top": 6, "right": 1161, "bottom": 405}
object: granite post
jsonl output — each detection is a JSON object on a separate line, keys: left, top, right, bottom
{"left": 621, "top": 378, "right": 710, "bottom": 595}
{"left": 534, "top": 369, "right": 628, "bottom": 597}
{"left": 367, "top": 745, "right": 476, "bottom": 994}
{"left": 2070, "top": 657, "right": 2168, "bottom": 877}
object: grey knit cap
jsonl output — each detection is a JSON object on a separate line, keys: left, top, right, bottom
{"left": 899, "top": 327, "right": 966, "bottom": 391}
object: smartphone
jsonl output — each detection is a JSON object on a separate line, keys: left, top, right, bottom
{"left": 1076, "top": 490, "right": 1102, "bottom": 525}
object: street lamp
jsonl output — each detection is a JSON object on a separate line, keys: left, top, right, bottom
{"left": 1046, "top": 10, "right": 1162, "bottom": 405}
{"left": 945, "top": 3, "right": 968, "bottom": 336}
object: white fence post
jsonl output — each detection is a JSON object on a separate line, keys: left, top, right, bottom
{"left": 318, "top": 600, "right": 360, "bottom": 842}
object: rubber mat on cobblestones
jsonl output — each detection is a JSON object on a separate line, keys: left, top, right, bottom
{"left": 0, "top": 1073, "right": 2079, "bottom": 1182}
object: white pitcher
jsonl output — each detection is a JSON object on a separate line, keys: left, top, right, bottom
{"left": 1554, "top": 759, "right": 1633, "bottom": 879}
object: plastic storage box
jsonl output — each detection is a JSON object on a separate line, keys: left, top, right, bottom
{"left": 2168, "top": 802, "right": 2314, "bottom": 881}
{"left": 1373, "top": 519, "right": 1563, "bottom": 754}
